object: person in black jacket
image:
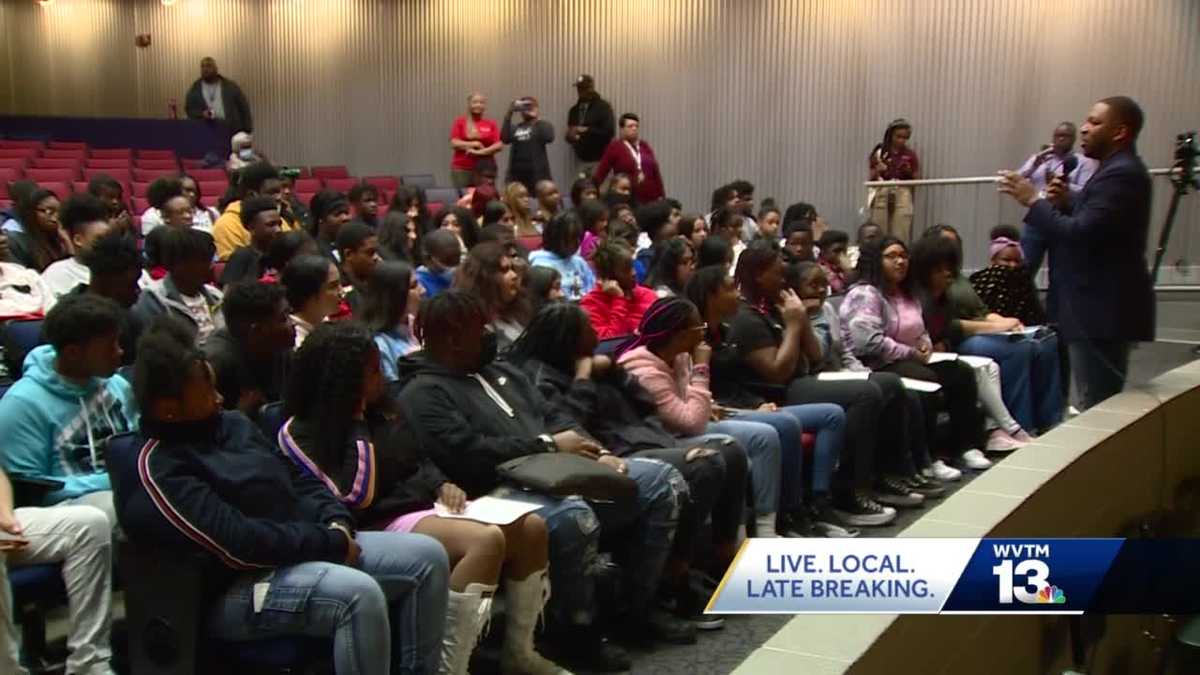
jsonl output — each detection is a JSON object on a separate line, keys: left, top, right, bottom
{"left": 112, "top": 316, "right": 450, "bottom": 675}
{"left": 184, "top": 57, "right": 253, "bottom": 134}
{"left": 565, "top": 74, "right": 615, "bottom": 179}
{"left": 507, "top": 301, "right": 747, "bottom": 629}
{"left": 396, "top": 290, "right": 690, "bottom": 671}
{"left": 501, "top": 97, "right": 555, "bottom": 192}
{"left": 203, "top": 281, "right": 294, "bottom": 418}
{"left": 220, "top": 196, "right": 283, "bottom": 287}
{"left": 279, "top": 321, "right": 567, "bottom": 675}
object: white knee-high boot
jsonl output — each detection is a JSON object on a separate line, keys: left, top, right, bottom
{"left": 500, "top": 568, "right": 572, "bottom": 675}
{"left": 440, "top": 582, "right": 496, "bottom": 675}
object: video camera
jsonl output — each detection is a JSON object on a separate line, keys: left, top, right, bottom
{"left": 1173, "top": 131, "right": 1199, "bottom": 191}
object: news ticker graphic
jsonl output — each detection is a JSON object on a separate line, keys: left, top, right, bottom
{"left": 706, "top": 538, "right": 1200, "bottom": 615}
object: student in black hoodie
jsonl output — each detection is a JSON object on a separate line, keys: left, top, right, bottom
{"left": 501, "top": 97, "right": 555, "bottom": 191}
{"left": 112, "top": 316, "right": 450, "bottom": 675}
{"left": 203, "top": 281, "right": 294, "bottom": 417}
{"left": 565, "top": 74, "right": 616, "bottom": 178}
{"left": 507, "top": 301, "right": 746, "bottom": 630}
{"left": 396, "top": 290, "right": 688, "bottom": 671}
{"left": 280, "top": 321, "right": 567, "bottom": 675}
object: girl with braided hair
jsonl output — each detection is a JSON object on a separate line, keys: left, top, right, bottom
{"left": 280, "top": 321, "right": 567, "bottom": 675}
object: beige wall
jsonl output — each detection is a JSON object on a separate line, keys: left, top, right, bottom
{"left": 2, "top": 0, "right": 1199, "bottom": 270}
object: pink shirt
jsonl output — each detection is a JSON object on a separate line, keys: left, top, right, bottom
{"left": 450, "top": 115, "right": 500, "bottom": 171}
{"left": 887, "top": 290, "right": 927, "bottom": 348}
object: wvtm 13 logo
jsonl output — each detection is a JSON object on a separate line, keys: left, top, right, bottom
{"left": 991, "top": 543, "right": 1066, "bottom": 605}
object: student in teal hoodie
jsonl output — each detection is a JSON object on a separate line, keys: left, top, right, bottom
{"left": 0, "top": 294, "right": 138, "bottom": 523}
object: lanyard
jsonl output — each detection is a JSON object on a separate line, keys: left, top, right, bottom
{"left": 624, "top": 141, "right": 643, "bottom": 180}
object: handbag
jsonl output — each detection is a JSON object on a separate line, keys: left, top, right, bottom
{"left": 497, "top": 453, "right": 638, "bottom": 504}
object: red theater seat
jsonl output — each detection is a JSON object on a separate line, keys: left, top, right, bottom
{"left": 134, "top": 197, "right": 151, "bottom": 215}
{"left": 180, "top": 158, "right": 206, "bottom": 169}
{"left": 84, "top": 168, "right": 133, "bottom": 185}
{"left": 324, "top": 178, "right": 358, "bottom": 193}
{"left": 0, "top": 160, "right": 26, "bottom": 173}
{"left": 30, "top": 158, "right": 81, "bottom": 170}
{"left": 86, "top": 158, "right": 131, "bottom": 169}
{"left": 47, "top": 141, "right": 87, "bottom": 150}
{"left": 27, "top": 168, "right": 78, "bottom": 183}
{"left": 188, "top": 168, "right": 227, "bottom": 182}
{"left": 90, "top": 148, "right": 132, "bottom": 159}
{"left": 365, "top": 176, "right": 400, "bottom": 194}
{"left": 133, "top": 168, "right": 177, "bottom": 183}
{"left": 198, "top": 181, "right": 229, "bottom": 199}
{"left": 311, "top": 166, "right": 349, "bottom": 180}
{"left": 0, "top": 148, "right": 38, "bottom": 160}
{"left": 135, "top": 159, "right": 179, "bottom": 171}
{"left": 0, "top": 140, "right": 44, "bottom": 150}
{"left": 42, "top": 149, "right": 87, "bottom": 160}
{"left": 131, "top": 182, "right": 152, "bottom": 198}
{"left": 293, "top": 178, "right": 322, "bottom": 193}
{"left": 137, "top": 149, "right": 177, "bottom": 160}
{"left": 39, "top": 182, "right": 71, "bottom": 200}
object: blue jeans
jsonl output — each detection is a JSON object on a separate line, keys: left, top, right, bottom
{"left": 959, "top": 333, "right": 1064, "bottom": 431}
{"left": 206, "top": 531, "right": 449, "bottom": 675}
{"left": 494, "top": 457, "right": 682, "bottom": 625}
{"left": 708, "top": 419, "right": 782, "bottom": 514}
{"left": 735, "top": 404, "right": 845, "bottom": 510}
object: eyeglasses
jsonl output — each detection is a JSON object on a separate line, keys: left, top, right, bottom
{"left": 687, "top": 322, "right": 709, "bottom": 333}
{"left": 883, "top": 252, "right": 909, "bottom": 261}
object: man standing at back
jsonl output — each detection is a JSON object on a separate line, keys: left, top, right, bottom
{"left": 565, "top": 74, "right": 615, "bottom": 180}
{"left": 999, "top": 96, "right": 1153, "bottom": 409}
{"left": 185, "top": 57, "right": 254, "bottom": 134}
{"left": 1016, "top": 122, "right": 1099, "bottom": 273}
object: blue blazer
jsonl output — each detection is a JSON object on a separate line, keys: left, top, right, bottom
{"left": 1022, "top": 148, "right": 1154, "bottom": 342}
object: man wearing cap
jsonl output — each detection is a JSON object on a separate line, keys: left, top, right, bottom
{"left": 501, "top": 96, "right": 556, "bottom": 191}
{"left": 565, "top": 74, "right": 616, "bottom": 180}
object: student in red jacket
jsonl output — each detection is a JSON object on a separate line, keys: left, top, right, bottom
{"left": 580, "top": 240, "right": 658, "bottom": 340}
{"left": 592, "top": 113, "right": 665, "bottom": 204}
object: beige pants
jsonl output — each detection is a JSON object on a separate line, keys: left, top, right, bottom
{"left": 869, "top": 186, "right": 914, "bottom": 242}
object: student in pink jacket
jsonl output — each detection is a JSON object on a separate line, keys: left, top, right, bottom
{"left": 615, "top": 296, "right": 785, "bottom": 537}
{"left": 579, "top": 240, "right": 658, "bottom": 340}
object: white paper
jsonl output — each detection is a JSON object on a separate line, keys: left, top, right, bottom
{"left": 984, "top": 325, "right": 1043, "bottom": 337}
{"left": 901, "top": 377, "right": 943, "bottom": 393}
{"left": 816, "top": 371, "right": 870, "bottom": 381}
{"left": 926, "top": 352, "right": 958, "bottom": 364}
{"left": 433, "top": 496, "right": 541, "bottom": 525}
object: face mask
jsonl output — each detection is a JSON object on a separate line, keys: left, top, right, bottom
{"left": 477, "top": 330, "right": 499, "bottom": 370}
{"left": 437, "top": 266, "right": 457, "bottom": 282}
{"left": 238, "top": 148, "right": 254, "bottom": 160}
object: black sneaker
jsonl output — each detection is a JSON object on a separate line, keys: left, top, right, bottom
{"left": 782, "top": 507, "right": 861, "bottom": 538}
{"left": 617, "top": 607, "right": 698, "bottom": 646}
{"left": 874, "top": 476, "right": 925, "bottom": 508}
{"left": 833, "top": 492, "right": 898, "bottom": 526}
{"left": 674, "top": 586, "right": 726, "bottom": 630}
{"left": 543, "top": 630, "right": 631, "bottom": 672}
{"left": 905, "top": 473, "right": 947, "bottom": 498}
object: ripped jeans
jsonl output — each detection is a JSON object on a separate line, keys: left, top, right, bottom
{"left": 492, "top": 457, "right": 682, "bottom": 626}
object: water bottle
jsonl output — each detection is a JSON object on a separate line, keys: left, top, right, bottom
{"left": 168, "top": 98, "right": 178, "bottom": 120}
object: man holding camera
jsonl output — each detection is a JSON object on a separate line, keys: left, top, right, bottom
{"left": 998, "top": 96, "right": 1154, "bottom": 410}
{"left": 501, "top": 96, "right": 555, "bottom": 192}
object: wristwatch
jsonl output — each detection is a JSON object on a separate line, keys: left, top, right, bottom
{"left": 538, "top": 434, "right": 557, "bottom": 453}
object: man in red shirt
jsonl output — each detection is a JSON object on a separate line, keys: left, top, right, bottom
{"left": 593, "top": 113, "right": 665, "bottom": 204}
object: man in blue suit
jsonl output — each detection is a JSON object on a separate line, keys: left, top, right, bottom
{"left": 999, "top": 96, "right": 1153, "bottom": 409}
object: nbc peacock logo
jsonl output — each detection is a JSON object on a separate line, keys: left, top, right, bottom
{"left": 1037, "top": 585, "right": 1066, "bottom": 604}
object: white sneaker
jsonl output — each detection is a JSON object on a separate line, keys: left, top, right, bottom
{"left": 924, "top": 460, "right": 962, "bottom": 482}
{"left": 960, "top": 449, "right": 993, "bottom": 470}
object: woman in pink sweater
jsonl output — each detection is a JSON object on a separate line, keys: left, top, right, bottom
{"left": 616, "top": 296, "right": 786, "bottom": 537}
{"left": 579, "top": 240, "right": 658, "bottom": 340}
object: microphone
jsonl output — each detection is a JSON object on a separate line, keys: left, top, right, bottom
{"left": 1059, "top": 155, "right": 1078, "bottom": 182}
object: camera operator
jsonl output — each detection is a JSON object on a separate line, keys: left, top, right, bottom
{"left": 998, "top": 96, "right": 1154, "bottom": 410}
{"left": 502, "top": 96, "right": 556, "bottom": 192}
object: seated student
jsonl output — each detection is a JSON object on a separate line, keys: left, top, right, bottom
{"left": 502, "top": 182, "right": 538, "bottom": 241}
{"left": 644, "top": 237, "right": 695, "bottom": 298}
{"left": 453, "top": 241, "right": 528, "bottom": 347}
{"left": 113, "top": 317, "right": 449, "bottom": 675}
{"left": 133, "top": 227, "right": 224, "bottom": 345}
{"left": 439, "top": 204, "right": 481, "bottom": 252}
{"left": 969, "top": 225, "right": 1046, "bottom": 326}
{"left": 615, "top": 297, "right": 787, "bottom": 537}
{"left": 816, "top": 229, "right": 854, "bottom": 294}
{"left": 529, "top": 212, "right": 594, "bottom": 301}
{"left": 390, "top": 185, "right": 433, "bottom": 238}
{"left": 8, "top": 188, "right": 69, "bottom": 273}
{"left": 415, "top": 229, "right": 461, "bottom": 298}
{"left": 361, "top": 260, "right": 424, "bottom": 382}
{"left": 74, "top": 231, "right": 145, "bottom": 364}
{"left": 911, "top": 232, "right": 1058, "bottom": 438}
{"left": 534, "top": 180, "right": 561, "bottom": 223}
{"left": 0, "top": 466, "right": 115, "bottom": 675}
{"left": 212, "top": 162, "right": 298, "bottom": 261}
{"left": 632, "top": 200, "right": 676, "bottom": 283}
{"left": 570, "top": 177, "right": 599, "bottom": 208}
{"left": 87, "top": 174, "right": 133, "bottom": 235}
{"left": 280, "top": 322, "right": 567, "bottom": 675}
{"left": 143, "top": 183, "right": 205, "bottom": 279}
{"left": 840, "top": 237, "right": 992, "bottom": 472}
{"left": 377, "top": 196, "right": 420, "bottom": 263}
{"left": 260, "top": 229, "right": 318, "bottom": 283}
{"left": 697, "top": 235, "right": 734, "bottom": 274}
{"left": 347, "top": 181, "right": 381, "bottom": 229}
{"left": 478, "top": 222, "right": 527, "bottom": 263}
{"left": 785, "top": 260, "right": 948, "bottom": 491}
{"left": 42, "top": 194, "right": 113, "bottom": 300}
{"left": 336, "top": 221, "right": 381, "bottom": 315}
{"left": 397, "top": 291, "right": 690, "bottom": 668}
{"left": 677, "top": 213, "right": 708, "bottom": 251}
{"left": 708, "top": 206, "right": 745, "bottom": 273}
{"left": 203, "top": 281, "right": 294, "bottom": 417}
{"left": 781, "top": 219, "right": 816, "bottom": 264}
{"left": 220, "top": 196, "right": 284, "bottom": 287}
{"left": 282, "top": 254, "right": 343, "bottom": 348}
{"left": 507, "top": 302, "right": 747, "bottom": 626}
{"left": 0, "top": 295, "right": 137, "bottom": 525}
{"left": 751, "top": 201, "right": 782, "bottom": 242}
{"left": 729, "top": 241, "right": 918, "bottom": 522}
{"left": 523, "top": 266, "right": 563, "bottom": 317}
{"left": 576, "top": 198, "right": 609, "bottom": 261}
{"left": 580, "top": 240, "right": 657, "bottom": 340}
{"left": 141, "top": 176, "right": 197, "bottom": 235}
{"left": 848, "top": 221, "right": 882, "bottom": 271}
{"left": 307, "top": 190, "right": 353, "bottom": 266}
{"left": 685, "top": 265, "right": 860, "bottom": 537}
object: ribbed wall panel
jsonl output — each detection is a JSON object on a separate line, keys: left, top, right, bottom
{"left": 2, "top": 0, "right": 1198, "bottom": 271}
